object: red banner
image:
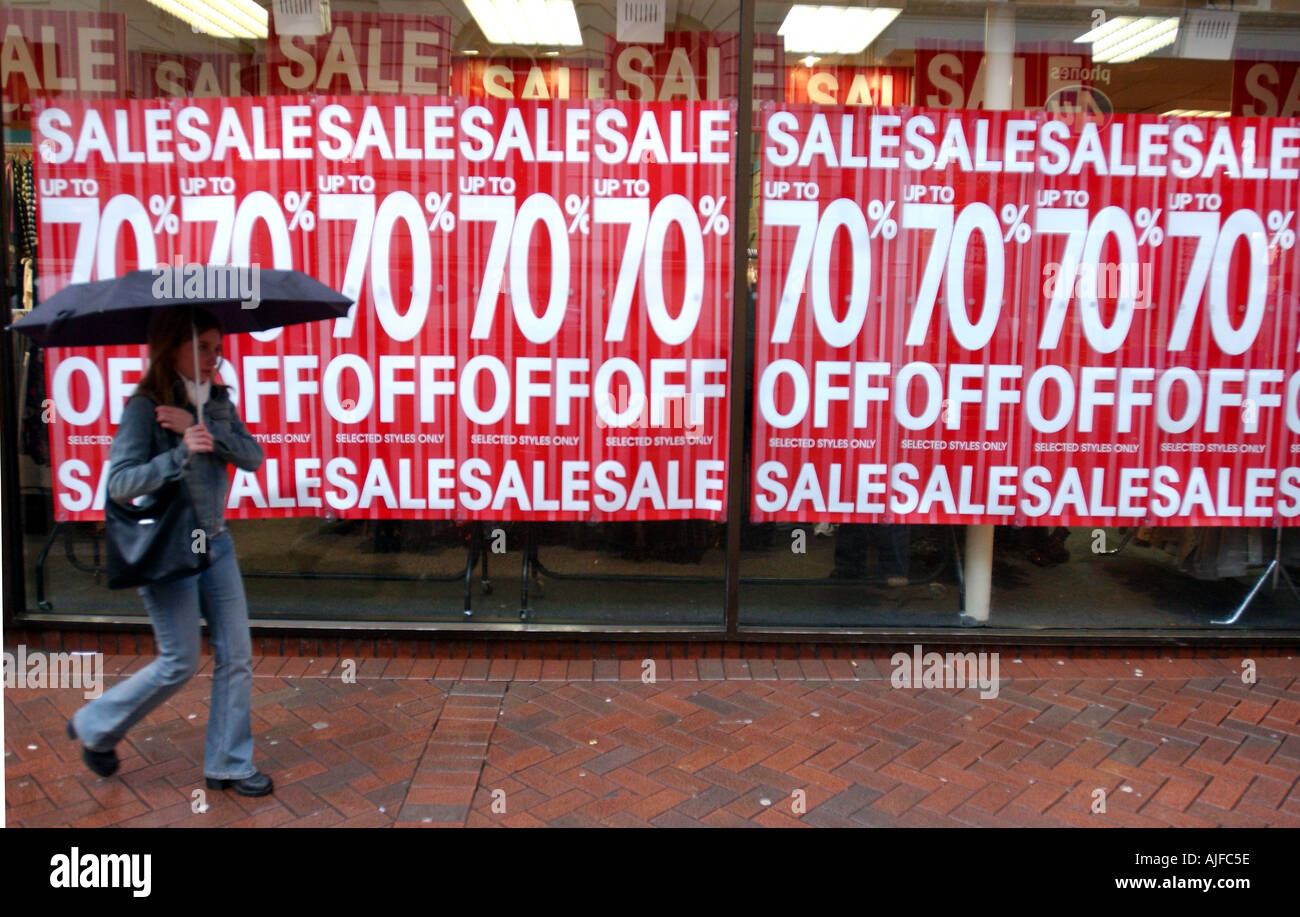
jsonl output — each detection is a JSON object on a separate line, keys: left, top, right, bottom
{"left": 754, "top": 105, "right": 1300, "bottom": 526}
{"left": 604, "top": 30, "right": 741, "bottom": 101}
{"left": 602, "top": 30, "right": 783, "bottom": 130}
{"left": 267, "top": 11, "right": 451, "bottom": 96}
{"left": 449, "top": 32, "right": 782, "bottom": 118}
{"left": 1233, "top": 59, "right": 1300, "bottom": 117}
{"left": 915, "top": 47, "right": 1107, "bottom": 111}
{"left": 35, "top": 96, "right": 735, "bottom": 522}
{"left": 129, "top": 51, "right": 263, "bottom": 100}
{"left": 786, "top": 65, "right": 912, "bottom": 107}
{"left": 0, "top": 9, "right": 126, "bottom": 127}
{"left": 450, "top": 56, "right": 602, "bottom": 101}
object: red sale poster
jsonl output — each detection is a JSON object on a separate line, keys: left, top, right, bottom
{"left": 603, "top": 30, "right": 783, "bottom": 130}
{"left": 0, "top": 8, "right": 126, "bottom": 127}
{"left": 450, "top": 56, "right": 603, "bottom": 101}
{"left": 753, "top": 104, "right": 1300, "bottom": 526}
{"left": 448, "top": 33, "right": 784, "bottom": 106}
{"left": 914, "top": 46, "right": 1106, "bottom": 110}
{"left": 1232, "top": 58, "right": 1300, "bottom": 117}
{"left": 267, "top": 11, "right": 451, "bottom": 96}
{"left": 33, "top": 96, "right": 735, "bottom": 523}
{"left": 786, "top": 65, "right": 913, "bottom": 107}
{"left": 129, "top": 51, "right": 263, "bottom": 99}
{"left": 603, "top": 30, "right": 740, "bottom": 101}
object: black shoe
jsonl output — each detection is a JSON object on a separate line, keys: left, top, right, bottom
{"left": 66, "top": 719, "right": 118, "bottom": 778}
{"left": 206, "top": 771, "right": 273, "bottom": 797}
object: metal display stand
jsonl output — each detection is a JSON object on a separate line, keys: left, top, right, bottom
{"left": 1212, "top": 528, "right": 1300, "bottom": 625}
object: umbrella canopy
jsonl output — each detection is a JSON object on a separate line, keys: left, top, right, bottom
{"left": 9, "top": 267, "right": 352, "bottom": 348}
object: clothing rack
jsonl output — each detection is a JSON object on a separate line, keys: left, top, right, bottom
{"left": 6, "top": 141, "right": 46, "bottom": 469}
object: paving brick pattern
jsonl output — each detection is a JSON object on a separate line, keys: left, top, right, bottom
{"left": 5, "top": 650, "right": 1299, "bottom": 827}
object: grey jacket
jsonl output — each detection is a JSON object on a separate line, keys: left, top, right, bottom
{"left": 107, "top": 381, "right": 263, "bottom": 539}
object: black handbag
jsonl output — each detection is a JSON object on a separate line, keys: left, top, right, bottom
{"left": 104, "top": 425, "right": 210, "bottom": 590}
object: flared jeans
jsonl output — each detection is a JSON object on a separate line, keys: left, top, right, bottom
{"left": 71, "top": 532, "right": 256, "bottom": 780}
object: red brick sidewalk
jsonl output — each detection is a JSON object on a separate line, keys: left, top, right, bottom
{"left": 5, "top": 649, "right": 1299, "bottom": 827}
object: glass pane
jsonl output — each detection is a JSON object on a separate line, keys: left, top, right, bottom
{"left": 740, "top": 0, "right": 1300, "bottom": 632}
{"left": 8, "top": 0, "right": 737, "bottom": 628}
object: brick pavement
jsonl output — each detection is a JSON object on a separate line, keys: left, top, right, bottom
{"left": 5, "top": 649, "right": 1299, "bottom": 827}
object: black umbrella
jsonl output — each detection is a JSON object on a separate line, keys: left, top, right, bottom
{"left": 9, "top": 266, "right": 353, "bottom": 423}
{"left": 9, "top": 267, "right": 352, "bottom": 348}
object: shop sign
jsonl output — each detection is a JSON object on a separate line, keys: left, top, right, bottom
{"left": 129, "top": 52, "right": 264, "bottom": 100}
{"left": 785, "top": 66, "right": 913, "bottom": 107}
{"left": 450, "top": 56, "right": 604, "bottom": 101}
{"left": 604, "top": 30, "right": 784, "bottom": 130}
{"left": 267, "top": 11, "right": 451, "bottom": 95}
{"left": 0, "top": 8, "right": 126, "bottom": 127}
{"left": 1233, "top": 59, "right": 1300, "bottom": 117}
{"left": 915, "top": 47, "right": 1108, "bottom": 110}
{"left": 34, "top": 96, "right": 735, "bottom": 522}
{"left": 449, "top": 32, "right": 781, "bottom": 131}
{"left": 754, "top": 105, "right": 1300, "bottom": 526}
{"left": 603, "top": 30, "right": 741, "bottom": 101}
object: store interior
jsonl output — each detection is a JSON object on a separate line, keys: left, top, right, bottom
{"left": 8, "top": 0, "right": 1300, "bottom": 635}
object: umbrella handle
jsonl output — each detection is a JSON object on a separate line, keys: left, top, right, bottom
{"left": 191, "top": 313, "right": 205, "bottom": 426}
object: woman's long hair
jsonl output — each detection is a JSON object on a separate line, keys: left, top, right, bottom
{"left": 135, "top": 307, "right": 223, "bottom": 406}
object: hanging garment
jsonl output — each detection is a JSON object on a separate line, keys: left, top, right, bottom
{"left": 21, "top": 343, "right": 49, "bottom": 466}
{"left": 1171, "top": 528, "right": 1266, "bottom": 580}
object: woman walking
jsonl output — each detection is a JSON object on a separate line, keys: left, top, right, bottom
{"left": 67, "top": 306, "right": 272, "bottom": 797}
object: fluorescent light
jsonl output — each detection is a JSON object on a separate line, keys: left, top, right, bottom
{"left": 1107, "top": 28, "right": 1179, "bottom": 63}
{"left": 1092, "top": 19, "right": 1160, "bottom": 56}
{"left": 1076, "top": 16, "right": 1138, "bottom": 44}
{"left": 1097, "top": 19, "right": 1177, "bottom": 62}
{"left": 836, "top": 8, "right": 901, "bottom": 55}
{"left": 548, "top": 0, "right": 583, "bottom": 45}
{"left": 1076, "top": 16, "right": 1179, "bottom": 64}
{"left": 146, "top": 0, "right": 267, "bottom": 39}
{"left": 520, "top": 0, "right": 556, "bottom": 44}
{"left": 496, "top": 0, "right": 536, "bottom": 44}
{"left": 1162, "top": 109, "right": 1230, "bottom": 118}
{"left": 778, "top": 7, "right": 815, "bottom": 52}
{"left": 464, "top": 0, "right": 583, "bottom": 46}
{"left": 779, "top": 5, "right": 901, "bottom": 55}
{"left": 465, "top": 0, "right": 508, "bottom": 43}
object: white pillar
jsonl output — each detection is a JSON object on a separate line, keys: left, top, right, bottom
{"left": 984, "top": 3, "right": 1016, "bottom": 111}
{"left": 963, "top": 3, "right": 1015, "bottom": 623}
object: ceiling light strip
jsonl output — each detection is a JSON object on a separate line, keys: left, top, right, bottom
{"left": 1083, "top": 17, "right": 1150, "bottom": 52}
{"left": 1095, "top": 22, "right": 1178, "bottom": 62}
{"left": 547, "top": 0, "right": 583, "bottom": 45}
{"left": 1104, "top": 27, "right": 1178, "bottom": 64}
{"left": 146, "top": 0, "right": 267, "bottom": 38}
{"left": 176, "top": 0, "right": 266, "bottom": 36}
{"left": 1075, "top": 15, "right": 1137, "bottom": 44}
{"left": 465, "top": 0, "right": 584, "bottom": 46}
{"left": 779, "top": 5, "right": 901, "bottom": 55}
{"left": 1093, "top": 18, "right": 1176, "bottom": 58}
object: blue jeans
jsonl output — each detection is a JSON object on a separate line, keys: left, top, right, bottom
{"left": 72, "top": 532, "right": 256, "bottom": 780}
